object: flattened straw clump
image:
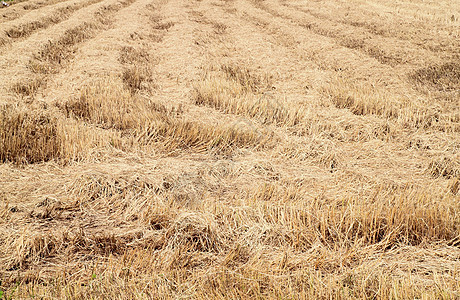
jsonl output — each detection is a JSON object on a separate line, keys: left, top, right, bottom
{"left": 194, "top": 65, "right": 303, "bottom": 127}
{"left": 2, "top": 230, "right": 132, "bottom": 271}
{"left": 427, "top": 156, "right": 460, "bottom": 179}
{"left": 194, "top": 79, "right": 303, "bottom": 126}
{"left": 138, "top": 116, "right": 268, "bottom": 152}
{"left": 163, "top": 212, "right": 224, "bottom": 252}
{"left": 62, "top": 80, "right": 269, "bottom": 152}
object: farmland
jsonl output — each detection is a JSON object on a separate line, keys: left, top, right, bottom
{"left": 0, "top": 0, "right": 459, "bottom": 298}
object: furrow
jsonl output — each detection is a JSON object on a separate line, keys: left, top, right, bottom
{"left": 284, "top": 1, "right": 459, "bottom": 58}
{"left": 0, "top": 0, "right": 137, "bottom": 101}
{"left": 269, "top": 0, "right": 454, "bottom": 67}
{"left": 232, "top": 0, "right": 459, "bottom": 132}
{"left": 0, "top": 0, "right": 70, "bottom": 23}
{"left": 1, "top": 0, "right": 105, "bottom": 46}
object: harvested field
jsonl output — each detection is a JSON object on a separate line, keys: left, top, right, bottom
{"left": 0, "top": 0, "right": 459, "bottom": 298}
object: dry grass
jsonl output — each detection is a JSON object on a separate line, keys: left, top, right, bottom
{"left": 4, "top": 0, "right": 102, "bottom": 40}
{"left": 0, "top": 105, "right": 61, "bottom": 163}
{"left": 428, "top": 156, "right": 460, "bottom": 179}
{"left": 122, "top": 65, "right": 154, "bottom": 94}
{"left": 194, "top": 65, "right": 303, "bottom": 126}
{"left": 139, "top": 117, "right": 268, "bottom": 152}
{"left": 0, "top": 104, "right": 124, "bottom": 163}
{"left": 1, "top": 175, "right": 458, "bottom": 298}
{"left": 323, "top": 77, "right": 408, "bottom": 118}
{"left": 30, "top": 22, "right": 98, "bottom": 74}
{"left": 322, "top": 75, "right": 459, "bottom": 132}
{"left": 1, "top": 0, "right": 460, "bottom": 298}
{"left": 220, "top": 64, "right": 273, "bottom": 93}
{"left": 62, "top": 79, "right": 269, "bottom": 152}
{"left": 119, "top": 46, "right": 156, "bottom": 94}
{"left": 410, "top": 62, "right": 460, "bottom": 92}
{"left": 29, "top": 0, "right": 134, "bottom": 75}
{"left": 10, "top": 77, "right": 44, "bottom": 97}
{"left": 62, "top": 80, "right": 155, "bottom": 130}
{"left": 118, "top": 46, "right": 152, "bottom": 65}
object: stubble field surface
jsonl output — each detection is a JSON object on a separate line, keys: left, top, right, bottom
{"left": 0, "top": 0, "right": 459, "bottom": 298}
